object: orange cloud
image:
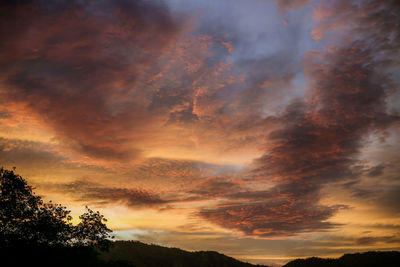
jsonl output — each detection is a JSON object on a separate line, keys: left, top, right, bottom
{"left": 0, "top": 0, "right": 183, "bottom": 164}
{"left": 198, "top": 0, "right": 400, "bottom": 237}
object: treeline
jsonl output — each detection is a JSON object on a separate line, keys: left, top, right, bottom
{"left": 1, "top": 240, "right": 268, "bottom": 267}
{"left": 99, "top": 240, "right": 268, "bottom": 267}
{"left": 99, "top": 242, "right": 400, "bottom": 267}
{"left": 283, "top": 251, "right": 400, "bottom": 267}
{"left": 1, "top": 245, "right": 129, "bottom": 266}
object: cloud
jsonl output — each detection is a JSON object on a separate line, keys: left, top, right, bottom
{"left": 0, "top": 0, "right": 312, "bottom": 168}
{"left": 189, "top": 177, "right": 239, "bottom": 199}
{"left": 1, "top": 0, "right": 399, "bottom": 244}
{"left": 275, "top": 0, "right": 312, "bottom": 10}
{"left": 37, "top": 158, "right": 245, "bottom": 209}
{"left": 273, "top": 0, "right": 313, "bottom": 16}
{"left": 377, "top": 185, "right": 400, "bottom": 215}
{"left": 47, "top": 180, "right": 169, "bottom": 208}
{"left": 367, "top": 164, "right": 385, "bottom": 177}
{"left": 312, "top": 0, "right": 400, "bottom": 45}
{"left": 0, "top": 0, "right": 283, "bottom": 166}
{"left": 201, "top": 199, "right": 344, "bottom": 237}
{"left": 355, "top": 235, "right": 400, "bottom": 246}
{"left": 0, "top": 0, "right": 180, "bottom": 163}
{"left": 199, "top": 0, "right": 400, "bottom": 237}
{"left": 0, "top": 137, "right": 65, "bottom": 170}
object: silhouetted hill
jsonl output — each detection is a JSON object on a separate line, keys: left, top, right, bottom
{"left": 0, "top": 241, "right": 267, "bottom": 267}
{"left": 2, "top": 241, "right": 400, "bottom": 267}
{"left": 98, "top": 240, "right": 268, "bottom": 267}
{"left": 283, "top": 251, "right": 400, "bottom": 267}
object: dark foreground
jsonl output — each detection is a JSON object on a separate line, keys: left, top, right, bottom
{"left": 1, "top": 241, "right": 399, "bottom": 267}
{"left": 283, "top": 251, "right": 400, "bottom": 267}
{"left": 0, "top": 241, "right": 266, "bottom": 267}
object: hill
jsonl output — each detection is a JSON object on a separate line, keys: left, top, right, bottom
{"left": 2, "top": 240, "right": 400, "bottom": 266}
{"left": 283, "top": 251, "right": 400, "bottom": 267}
{"left": 98, "top": 240, "right": 268, "bottom": 267}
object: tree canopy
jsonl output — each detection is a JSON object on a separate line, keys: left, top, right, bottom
{"left": 0, "top": 167, "right": 113, "bottom": 249}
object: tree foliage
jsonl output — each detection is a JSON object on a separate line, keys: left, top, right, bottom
{"left": 75, "top": 206, "right": 113, "bottom": 250}
{"left": 0, "top": 167, "right": 113, "bottom": 249}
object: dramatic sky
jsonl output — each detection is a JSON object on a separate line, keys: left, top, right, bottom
{"left": 1, "top": 0, "right": 400, "bottom": 265}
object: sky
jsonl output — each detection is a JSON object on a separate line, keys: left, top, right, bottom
{"left": 0, "top": 0, "right": 399, "bottom": 265}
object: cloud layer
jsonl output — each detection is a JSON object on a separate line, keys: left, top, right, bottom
{"left": 0, "top": 0, "right": 180, "bottom": 162}
{"left": 199, "top": 0, "right": 400, "bottom": 237}
{"left": 0, "top": 0, "right": 399, "bottom": 250}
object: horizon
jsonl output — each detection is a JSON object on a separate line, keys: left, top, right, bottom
{"left": 1, "top": 0, "right": 399, "bottom": 266}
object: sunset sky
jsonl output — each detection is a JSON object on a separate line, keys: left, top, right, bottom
{"left": 1, "top": 0, "right": 400, "bottom": 265}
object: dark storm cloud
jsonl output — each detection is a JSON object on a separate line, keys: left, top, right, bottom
{"left": 0, "top": 0, "right": 180, "bottom": 162}
{"left": 199, "top": 0, "right": 400, "bottom": 237}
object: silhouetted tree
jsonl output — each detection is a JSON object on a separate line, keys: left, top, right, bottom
{"left": 0, "top": 167, "right": 113, "bottom": 249}
{"left": 74, "top": 206, "right": 113, "bottom": 250}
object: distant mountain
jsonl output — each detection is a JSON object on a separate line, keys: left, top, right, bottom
{"left": 98, "top": 242, "right": 400, "bottom": 267}
{"left": 2, "top": 240, "right": 400, "bottom": 267}
{"left": 283, "top": 251, "right": 400, "bottom": 267}
{"left": 98, "top": 240, "right": 269, "bottom": 267}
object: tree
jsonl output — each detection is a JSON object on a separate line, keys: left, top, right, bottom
{"left": 0, "top": 167, "right": 113, "bottom": 249}
{"left": 74, "top": 206, "right": 114, "bottom": 250}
